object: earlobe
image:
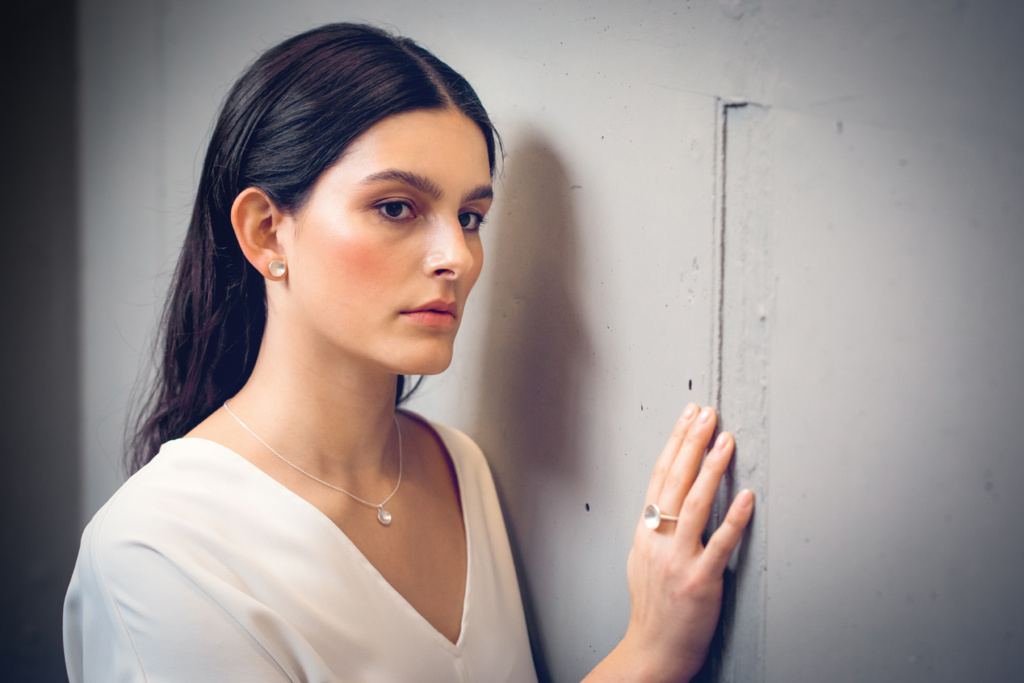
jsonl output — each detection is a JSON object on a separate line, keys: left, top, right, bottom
{"left": 230, "top": 187, "right": 288, "bottom": 280}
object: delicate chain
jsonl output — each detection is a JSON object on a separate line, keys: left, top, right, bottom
{"left": 222, "top": 401, "right": 402, "bottom": 511}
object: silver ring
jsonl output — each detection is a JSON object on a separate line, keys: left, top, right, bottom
{"left": 643, "top": 503, "right": 679, "bottom": 530}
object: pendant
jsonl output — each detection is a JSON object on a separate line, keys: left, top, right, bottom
{"left": 377, "top": 507, "right": 392, "bottom": 526}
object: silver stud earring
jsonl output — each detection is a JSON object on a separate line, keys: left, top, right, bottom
{"left": 268, "top": 259, "right": 286, "bottom": 278}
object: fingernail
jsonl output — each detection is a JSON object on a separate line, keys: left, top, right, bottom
{"left": 715, "top": 432, "right": 729, "bottom": 450}
{"left": 683, "top": 404, "right": 697, "bottom": 419}
{"left": 738, "top": 489, "right": 754, "bottom": 510}
{"left": 699, "top": 407, "right": 714, "bottom": 422}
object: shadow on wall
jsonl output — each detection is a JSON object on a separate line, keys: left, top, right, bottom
{"left": 473, "top": 132, "right": 592, "bottom": 682}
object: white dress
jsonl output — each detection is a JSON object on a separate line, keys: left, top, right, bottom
{"left": 63, "top": 421, "right": 538, "bottom": 682}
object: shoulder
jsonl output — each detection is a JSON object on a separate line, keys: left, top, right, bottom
{"left": 65, "top": 440, "right": 230, "bottom": 676}
{"left": 77, "top": 439, "right": 260, "bottom": 580}
{"left": 89, "top": 439, "right": 234, "bottom": 522}
{"left": 398, "top": 411, "right": 491, "bottom": 476}
{"left": 67, "top": 439, "right": 285, "bottom": 639}
{"left": 65, "top": 439, "right": 300, "bottom": 681}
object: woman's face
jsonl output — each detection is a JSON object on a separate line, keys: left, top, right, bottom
{"left": 272, "top": 108, "right": 492, "bottom": 376}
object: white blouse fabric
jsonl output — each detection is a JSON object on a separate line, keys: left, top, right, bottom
{"left": 63, "top": 421, "right": 537, "bottom": 682}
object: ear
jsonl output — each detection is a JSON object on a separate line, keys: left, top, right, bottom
{"left": 231, "top": 187, "right": 289, "bottom": 280}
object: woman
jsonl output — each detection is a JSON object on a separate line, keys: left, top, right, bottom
{"left": 64, "top": 23, "right": 753, "bottom": 682}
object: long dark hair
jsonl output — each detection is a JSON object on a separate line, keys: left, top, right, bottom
{"left": 128, "top": 23, "right": 499, "bottom": 473}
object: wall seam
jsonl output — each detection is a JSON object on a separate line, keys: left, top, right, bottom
{"left": 706, "top": 99, "right": 771, "bottom": 683}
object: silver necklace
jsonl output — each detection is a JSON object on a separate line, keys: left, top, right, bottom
{"left": 222, "top": 401, "right": 403, "bottom": 526}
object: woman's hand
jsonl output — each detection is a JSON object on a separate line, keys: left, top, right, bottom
{"left": 586, "top": 404, "right": 754, "bottom": 683}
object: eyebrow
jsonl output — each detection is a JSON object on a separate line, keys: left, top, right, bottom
{"left": 360, "top": 169, "right": 492, "bottom": 204}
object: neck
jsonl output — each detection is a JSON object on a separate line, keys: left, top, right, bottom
{"left": 226, "top": 321, "right": 402, "bottom": 481}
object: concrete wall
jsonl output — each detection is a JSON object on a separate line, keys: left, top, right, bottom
{"left": 77, "top": 1, "right": 1024, "bottom": 681}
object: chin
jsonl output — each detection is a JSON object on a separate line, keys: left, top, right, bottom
{"left": 391, "top": 345, "right": 455, "bottom": 377}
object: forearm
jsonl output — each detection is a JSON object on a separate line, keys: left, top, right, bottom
{"left": 583, "top": 641, "right": 651, "bottom": 683}
{"left": 581, "top": 636, "right": 694, "bottom": 683}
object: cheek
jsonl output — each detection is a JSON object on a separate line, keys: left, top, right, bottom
{"left": 331, "top": 238, "right": 395, "bottom": 280}
{"left": 304, "top": 234, "right": 404, "bottom": 307}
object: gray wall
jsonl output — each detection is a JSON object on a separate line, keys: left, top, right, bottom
{"left": 76, "top": 1, "right": 1024, "bottom": 681}
{"left": 1, "top": 2, "right": 80, "bottom": 681}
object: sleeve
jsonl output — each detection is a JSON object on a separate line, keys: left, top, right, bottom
{"left": 63, "top": 503, "right": 294, "bottom": 683}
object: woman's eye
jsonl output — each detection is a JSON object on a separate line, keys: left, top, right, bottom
{"left": 379, "top": 201, "right": 414, "bottom": 220}
{"left": 459, "top": 212, "right": 484, "bottom": 231}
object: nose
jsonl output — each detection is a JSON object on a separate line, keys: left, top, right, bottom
{"left": 426, "top": 217, "right": 476, "bottom": 279}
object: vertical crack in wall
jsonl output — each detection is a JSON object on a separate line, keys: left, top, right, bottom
{"left": 698, "top": 100, "right": 771, "bottom": 683}
{"left": 711, "top": 99, "right": 727, "bottom": 413}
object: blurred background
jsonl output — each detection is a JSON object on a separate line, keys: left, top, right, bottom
{"left": 2, "top": 0, "right": 1023, "bottom": 681}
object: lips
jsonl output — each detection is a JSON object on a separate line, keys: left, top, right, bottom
{"left": 404, "top": 299, "right": 457, "bottom": 316}
{"left": 400, "top": 299, "right": 458, "bottom": 327}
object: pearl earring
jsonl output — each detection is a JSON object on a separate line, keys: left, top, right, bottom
{"left": 268, "top": 259, "right": 286, "bottom": 278}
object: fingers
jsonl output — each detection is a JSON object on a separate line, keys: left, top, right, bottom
{"left": 699, "top": 489, "right": 755, "bottom": 576}
{"left": 674, "top": 430, "right": 733, "bottom": 543}
{"left": 656, "top": 406, "right": 719, "bottom": 517}
{"left": 644, "top": 403, "right": 700, "bottom": 504}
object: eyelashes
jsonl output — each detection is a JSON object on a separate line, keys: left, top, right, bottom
{"left": 375, "top": 200, "right": 486, "bottom": 231}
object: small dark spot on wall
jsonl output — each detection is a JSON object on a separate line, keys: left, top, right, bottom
{"left": 585, "top": 503, "right": 590, "bottom": 511}
{"left": 570, "top": 185, "right": 582, "bottom": 190}
{"left": 836, "top": 120, "right": 843, "bottom": 134}
{"left": 640, "top": 403, "right": 644, "bottom": 411}
{"left": 688, "top": 379, "right": 693, "bottom": 390}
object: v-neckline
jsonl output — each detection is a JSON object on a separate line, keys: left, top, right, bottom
{"left": 178, "top": 417, "right": 471, "bottom": 653}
